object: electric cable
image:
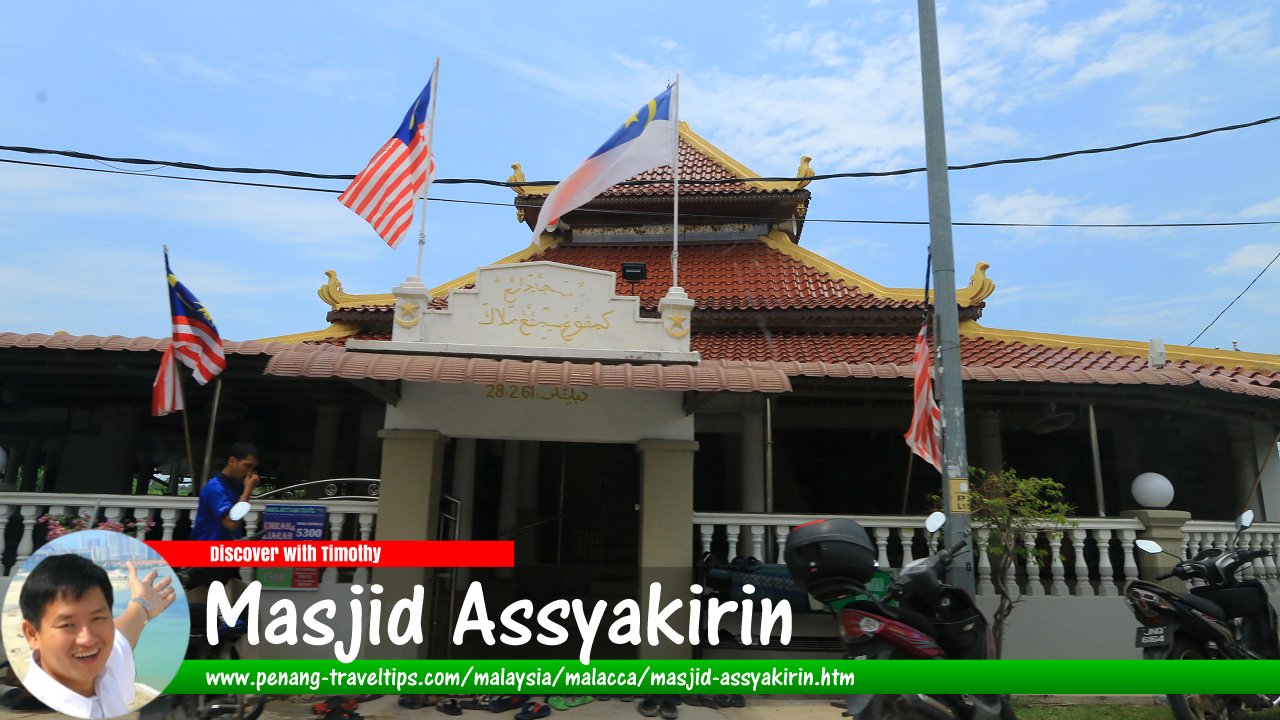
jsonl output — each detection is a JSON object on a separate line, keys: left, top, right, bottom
{"left": 1188, "top": 247, "right": 1280, "bottom": 346}
{"left": 3, "top": 156, "right": 1278, "bottom": 229}
{"left": 1, "top": 112, "right": 1275, "bottom": 187}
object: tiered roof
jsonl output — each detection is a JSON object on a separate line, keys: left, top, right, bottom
{"left": 207, "top": 124, "right": 1280, "bottom": 403}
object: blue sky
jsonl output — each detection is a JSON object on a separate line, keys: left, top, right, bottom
{"left": 1, "top": 1, "right": 1278, "bottom": 353}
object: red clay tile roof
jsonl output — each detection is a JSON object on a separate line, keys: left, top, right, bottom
{"left": 691, "top": 331, "right": 1280, "bottom": 398}
{"left": 596, "top": 139, "right": 774, "bottom": 197}
{"left": 0, "top": 332, "right": 299, "bottom": 356}
{"left": 264, "top": 345, "right": 791, "bottom": 393}
{"left": 325, "top": 243, "right": 923, "bottom": 314}
{"left": 533, "top": 243, "right": 921, "bottom": 311}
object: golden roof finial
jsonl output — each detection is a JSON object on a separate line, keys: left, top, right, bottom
{"left": 795, "top": 156, "right": 815, "bottom": 188}
{"left": 318, "top": 269, "right": 359, "bottom": 309}
{"left": 961, "top": 262, "right": 996, "bottom": 304}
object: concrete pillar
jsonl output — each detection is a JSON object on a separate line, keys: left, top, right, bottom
{"left": 740, "top": 411, "right": 765, "bottom": 512}
{"left": 309, "top": 406, "right": 341, "bottom": 481}
{"left": 451, "top": 438, "right": 478, "bottom": 589}
{"left": 636, "top": 438, "right": 698, "bottom": 659}
{"left": 1230, "top": 422, "right": 1262, "bottom": 516}
{"left": 1121, "top": 509, "right": 1192, "bottom": 591}
{"left": 373, "top": 429, "right": 448, "bottom": 658}
{"left": 1251, "top": 422, "right": 1280, "bottom": 522}
{"left": 517, "top": 441, "right": 541, "bottom": 562}
{"left": 977, "top": 410, "right": 1003, "bottom": 476}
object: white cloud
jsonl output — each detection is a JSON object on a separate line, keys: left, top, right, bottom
{"left": 971, "top": 190, "right": 1131, "bottom": 227}
{"left": 119, "top": 49, "right": 239, "bottom": 85}
{"left": 806, "top": 0, "right": 829, "bottom": 7}
{"left": 649, "top": 36, "right": 681, "bottom": 53}
{"left": 1241, "top": 198, "right": 1280, "bottom": 218}
{"left": 1209, "top": 244, "right": 1280, "bottom": 276}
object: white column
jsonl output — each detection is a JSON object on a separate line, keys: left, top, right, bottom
{"left": 355, "top": 512, "right": 375, "bottom": 585}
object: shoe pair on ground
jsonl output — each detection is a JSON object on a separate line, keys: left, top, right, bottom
{"left": 637, "top": 696, "right": 678, "bottom": 719}
{"left": 681, "top": 695, "right": 745, "bottom": 708}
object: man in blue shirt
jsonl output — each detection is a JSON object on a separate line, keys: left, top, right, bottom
{"left": 191, "top": 441, "right": 260, "bottom": 541}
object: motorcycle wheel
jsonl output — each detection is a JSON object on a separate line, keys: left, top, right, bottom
{"left": 1000, "top": 695, "right": 1019, "bottom": 719}
{"left": 1167, "top": 640, "right": 1233, "bottom": 720}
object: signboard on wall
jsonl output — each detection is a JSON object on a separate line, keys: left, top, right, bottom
{"left": 255, "top": 504, "right": 326, "bottom": 591}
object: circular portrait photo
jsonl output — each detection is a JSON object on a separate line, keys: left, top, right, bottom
{"left": 2, "top": 529, "right": 188, "bottom": 719}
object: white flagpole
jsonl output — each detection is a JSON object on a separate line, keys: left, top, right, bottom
{"left": 671, "top": 74, "right": 681, "bottom": 289}
{"left": 415, "top": 57, "right": 440, "bottom": 280}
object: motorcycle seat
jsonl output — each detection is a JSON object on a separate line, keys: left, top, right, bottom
{"left": 1176, "top": 591, "right": 1226, "bottom": 620}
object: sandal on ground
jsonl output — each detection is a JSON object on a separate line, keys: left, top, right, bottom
{"left": 547, "top": 697, "right": 570, "bottom": 711}
{"left": 638, "top": 697, "right": 660, "bottom": 717}
{"left": 659, "top": 698, "right": 679, "bottom": 720}
{"left": 439, "top": 699, "right": 463, "bottom": 716}
{"left": 563, "top": 696, "right": 594, "bottom": 708}
{"left": 515, "top": 702, "right": 552, "bottom": 720}
{"left": 490, "top": 696, "right": 529, "bottom": 713}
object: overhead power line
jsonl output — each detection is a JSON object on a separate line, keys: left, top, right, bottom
{"left": 3, "top": 156, "right": 1278, "bottom": 230}
{"left": 1188, "top": 248, "right": 1280, "bottom": 346}
{"left": 1, "top": 112, "right": 1276, "bottom": 187}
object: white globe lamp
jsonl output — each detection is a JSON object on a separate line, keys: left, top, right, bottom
{"left": 1131, "top": 472, "right": 1174, "bottom": 509}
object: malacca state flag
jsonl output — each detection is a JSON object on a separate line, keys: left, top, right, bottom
{"left": 151, "top": 345, "right": 184, "bottom": 417}
{"left": 904, "top": 325, "right": 944, "bottom": 473}
{"left": 531, "top": 85, "right": 676, "bottom": 242}
{"left": 338, "top": 67, "right": 437, "bottom": 249}
{"left": 164, "top": 251, "right": 225, "bottom": 386}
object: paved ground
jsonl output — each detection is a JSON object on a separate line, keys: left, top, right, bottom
{"left": 1, "top": 694, "right": 1168, "bottom": 720}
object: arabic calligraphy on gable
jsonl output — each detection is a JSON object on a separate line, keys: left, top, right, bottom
{"left": 420, "top": 262, "right": 671, "bottom": 353}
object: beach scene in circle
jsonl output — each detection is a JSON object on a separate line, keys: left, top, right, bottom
{"left": 2, "top": 529, "right": 190, "bottom": 713}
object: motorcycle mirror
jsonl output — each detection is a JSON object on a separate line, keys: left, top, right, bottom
{"left": 1135, "top": 539, "right": 1164, "bottom": 555}
{"left": 925, "top": 511, "right": 947, "bottom": 533}
{"left": 1237, "top": 510, "right": 1254, "bottom": 532}
{"left": 228, "top": 501, "right": 251, "bottom": 522}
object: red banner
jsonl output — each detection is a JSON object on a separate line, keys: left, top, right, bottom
{"left": 146, "top": 540, "right": 513, "bottom": 568}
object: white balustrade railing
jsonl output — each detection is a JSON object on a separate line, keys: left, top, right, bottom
{"left": 0, "top": 493, "right": 377, "bottom": 589}
{"left": 693, "top": 512, "right": 1146, "bottom": 597}
{"left": 1181, "top": 520, "right": 1280, "bottom": 591}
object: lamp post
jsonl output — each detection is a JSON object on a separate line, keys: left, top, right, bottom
{"left": 917, "top": 0, "right": 974, "bottom": 592}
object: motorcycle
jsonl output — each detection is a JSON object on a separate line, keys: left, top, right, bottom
{"left": 144, "top": 501, "right": 269, "bottom": 720}
{"left": 785, "top": 511, "right": 1016, "bottom": 720}
{"left": 1125, "top": 509, "right": 1280, "bottom": 720}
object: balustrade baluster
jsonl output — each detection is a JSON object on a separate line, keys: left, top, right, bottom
{"left": 1119, "top": 529, "right": 1139, "bottom": 590}
{"left": 16, "top": 505, "right": 39, "bottom": 570}
{"left": 355, "top": 512, "right": 376, "bottom": 585}
{"left": 698, "top": 525, "right": 714, "bottom": 559}
{"left": 873, "top": 527, "right": 891, "bottom": 571}
{"left": 1070, "top": 529, "right": 1093, "bottom": 596}
{"left": 1023, "top": 532, "right": 1043, "bottom": 596}
{"left": 1096, "top": 530, "right": 1117, "bottom": 597}
{"left": 1048, "top": 532, "right": 1068, "bottom": 596}
{"left": 975, "top": 528, "right": 993, "bottom": 595}
{"left": 726, "top": 525, "right": 742, "bottom": 562}
{"left": 773, "top": 526, "right": 788, "bottom": 565}
{"left": 323, "top": 512, "right": 346, "bottom": 586}
{"left": 748, "top": 525, "right": 765, "bottom": 562}
{"left": 901, "top": 527, "right": 917, "bottom": 566}
{"left": 160, "top": 509, "right": 179, "bottom": 542}
{"left": 241, "top": 511, "right": 261, "bottom": 583}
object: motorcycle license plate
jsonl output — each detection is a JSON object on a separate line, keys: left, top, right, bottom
{"left": 1135, "top": 626, "right": 1170, "bottom": 648}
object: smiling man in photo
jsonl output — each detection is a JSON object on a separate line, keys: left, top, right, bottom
{"left": 18, "top": 553, "right": 176, "bottom": 719}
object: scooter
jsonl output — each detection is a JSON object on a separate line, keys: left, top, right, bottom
{"left": 1125, "top": 509, "right": 1279, "bottom": 720}
{"left": 785, "top": 512, "right": 1016, "bottom": 720}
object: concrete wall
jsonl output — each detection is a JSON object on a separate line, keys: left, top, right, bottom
{"left": 387, "top": 383, "right": 694, "bottom": 444}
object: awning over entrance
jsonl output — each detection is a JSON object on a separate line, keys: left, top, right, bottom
{"left": 263, "top": 345, "right": 793, "bottom": 393}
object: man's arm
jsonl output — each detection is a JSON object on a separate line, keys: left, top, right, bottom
{"left": 116, "top": 561, "right": 176, "bottom": 648}
{"left": 218, "top": 471, "right": 260, "bottom": 531}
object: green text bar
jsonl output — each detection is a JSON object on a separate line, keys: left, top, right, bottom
{"left": 169, "top": 659, "right": 1280, "bottom": 695}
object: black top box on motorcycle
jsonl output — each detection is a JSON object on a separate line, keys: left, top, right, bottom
{"left": 784, "top": 518, "right": 878, "bottom": 601}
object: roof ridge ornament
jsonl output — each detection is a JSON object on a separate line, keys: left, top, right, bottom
{"left": 318, "top": 270, "right": 364, "bottom": 310}
{"left": 795, "top": 156, "right": 815, "bottom": 189}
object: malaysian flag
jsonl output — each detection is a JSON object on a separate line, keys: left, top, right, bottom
{"left": 165, "top": 250, "right": 225, "bottom": 385}
{"left": 904, "top": 324, "right": 943, "bottom": 472}
{"left": 339, "top": 63, "right": 438, "bottom": 248}
{"left": 151, "top": 346, "right": 184, "bottom": 416}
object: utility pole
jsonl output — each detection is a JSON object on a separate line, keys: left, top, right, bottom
{"left": 917, "top": 0, "right": 974, "bottom": 592}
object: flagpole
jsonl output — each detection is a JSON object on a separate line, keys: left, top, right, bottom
{"left": 199, "top": 377, "right": 223, "bottom": 488}
{"left": 670, "top": 74, "right": 680, "bottom": 289}
{"left": 415, "top": 57, "right": 440, "bottom": 280}
{"left": 175, "top": 373, "right": 198, "bottom": 496}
